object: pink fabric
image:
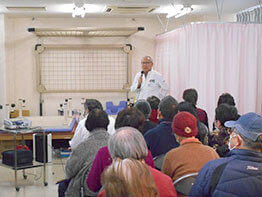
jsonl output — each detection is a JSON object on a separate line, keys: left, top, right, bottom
{"left": 86, "top": 146, "right": 155, "bottom": 192}
{"left": 98, "top": 166, "right": 177, "bottom": 197}
{"left": 155, "top": 23, "right": 262, "bottom": 127}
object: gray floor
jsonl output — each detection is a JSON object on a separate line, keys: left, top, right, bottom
{"left": 0, "top": 157, "right": 67, "bottom": 197}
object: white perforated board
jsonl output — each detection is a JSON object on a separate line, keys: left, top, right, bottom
{"left": 36, "top": 44, "right": 131, "bottom": 93}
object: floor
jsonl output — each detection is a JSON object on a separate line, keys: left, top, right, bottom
{"left": 0, "top": 156, "right": 67, "bottom": 197}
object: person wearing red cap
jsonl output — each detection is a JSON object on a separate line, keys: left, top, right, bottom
{"left": 162, "top": 112, "right": 219, "bottom": 182}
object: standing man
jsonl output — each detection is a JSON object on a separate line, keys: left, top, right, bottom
{"left": 130, "top": 56, "right": 168, "bottom": 101}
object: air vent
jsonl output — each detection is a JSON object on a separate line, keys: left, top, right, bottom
{"left": 105, "top": 6, "right": 158, "bottom": 14}
{"left": 6, "top": 7, "right": 46, "bottom": 12}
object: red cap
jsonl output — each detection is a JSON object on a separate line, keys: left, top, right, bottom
{"left": 172, "top": 112, "right": 198, "bottom": 137}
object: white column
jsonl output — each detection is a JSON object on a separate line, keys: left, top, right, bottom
{"left": 0, "top": 15, "right": 6, "bottom": 124}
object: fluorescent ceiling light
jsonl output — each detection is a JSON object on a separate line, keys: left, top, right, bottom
{"left": 166, "top": 6, "right": 193, "bottom": 19}
{"left": 159, "top": 4, "right": 183, "bottom": 16}
{"left": 175, "top": 7, "right": 193, "bottom": 18}
{"left": 57, "top": 4, "right": 104, "bottom": 13}
{"left": 72, "top": 5, "right": 85, "bottom": 18}
{"left": 84, "top": 4, "right": 105, "bottom": 13}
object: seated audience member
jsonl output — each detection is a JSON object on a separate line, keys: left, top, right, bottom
{"left": 208, "top": 103, "right": 239, "bottom": 157}
{"left": 59, "top": 109, "right": 110, "bottom": 197}
{"left": 176, "top": 101, "right": 209, "bottom": 145}
{"left": 212, "top": 92, "right": 240, "bottom": 130}
{"left": 183, "top": 88, "right": 209, "bottom": 129}
{"left": 69, "top": 99, "right": 115, "bottom": 149}
{"left": 99, "top": 158, "right": 158, "bottom": 197}
{"left": 217, "top": 93, "right": 236, "bottom": 106}
{"left": 147, "top": 96, "right": 160, "bottom": 124}
{"left": 86, "top": 108, "right": 155, "bottom": 195}
{"left": 134, "top": 99, "right": 157, "bottom": 135}
{"left": 98, "top": 127, "right": 177, "bottom": 197}
{"left": 114, "top": 107, "right": 145, "bottom": 133}
{"left": 144, "top": 95, "right": 180, "bottom": 157}
{"left": 189, "top": 112, "right": 262, "bottom": 197}
{"left": 162, "top": 112, "right": 219, "bottom": 182}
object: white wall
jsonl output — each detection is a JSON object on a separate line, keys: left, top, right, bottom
{"left": 4, "top": 17, "right": 166, "bottom": 116}
{"left": 4, "top": 14, "right": 239, "bottom": 117}
{"left": 0, "top": 15, "right": 6, "bottom": 123}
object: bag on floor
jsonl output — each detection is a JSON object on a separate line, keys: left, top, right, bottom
{"left": 2, "top": 149, "right": 33, "bottom": 167}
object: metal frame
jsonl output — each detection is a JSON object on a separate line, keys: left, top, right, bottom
{"left": 35, "top": 44, "right": 132, "bottom": 93}
{"left": 1, "top": 128, "right": 47, "bottom": 191}
{"left": 28, "top": 27, "right": 144, "bottom": 37}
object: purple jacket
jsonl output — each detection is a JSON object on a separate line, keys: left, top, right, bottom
{"left": 86, "top": 146, "right": 155, "bottom": 192}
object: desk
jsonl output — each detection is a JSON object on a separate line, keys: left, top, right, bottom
{"left": 0, "top": 116, "right": 77, "bottom": 141}
{"left": 0, "top": 116, "right": 77, "bottom": 161}
{"left": 0, "top": 127, "right": 47, "bottom": 191}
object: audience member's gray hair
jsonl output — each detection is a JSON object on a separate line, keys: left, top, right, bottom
{"left": 108, "top": 127, "right": 148, "bottom": 160}
{"left": 159, "top": 95, "right": 178, "bottom": 121}
{"left": 134, "top": 100, "right": 152, "bottom": 119}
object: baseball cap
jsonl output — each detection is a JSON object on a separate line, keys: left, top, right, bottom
{"left": 172, "top": 111, "right": 198, "bottom": 137}
{"left": 225, "top": 112, "right": 262, "bottom": 142}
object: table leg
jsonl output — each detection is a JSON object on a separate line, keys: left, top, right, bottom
{"left": 14, "top": 133, "right": 19, "bottom": 191}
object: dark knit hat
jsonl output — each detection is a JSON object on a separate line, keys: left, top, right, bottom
{"left": 172, "top": 111, "right": 198, "bottom": 137}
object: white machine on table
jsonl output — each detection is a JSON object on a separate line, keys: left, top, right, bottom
{"left": 4, "top": 118, "right": 32, "bottom": 129}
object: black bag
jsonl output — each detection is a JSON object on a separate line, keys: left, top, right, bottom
{"left": 2, "top": 149, "right": 33, "bottom": 167}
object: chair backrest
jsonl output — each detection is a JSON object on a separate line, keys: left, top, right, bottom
{"left": 173, "top": 172, "right": 198, "bottom": 196}
{"left": 119, "top": 101, "right": 127, "bottom": 108}
{"left": 153, "top": 154, "right": 165, "bottom": 170}
{"left": 106, "top": 101, "right": 118, "bottom": 115}
{"left": 106, "top": 101, "right": 114, "bottom": 108}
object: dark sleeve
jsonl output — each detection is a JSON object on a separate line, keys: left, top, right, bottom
{"left": 189, "top": 162, "right": 214, "bottom": 197}
{"left": 144, "top": 130, "right": 153, "bottom": 151}
{"left": 203, "top": 110, "right": 209, "bottom": 129}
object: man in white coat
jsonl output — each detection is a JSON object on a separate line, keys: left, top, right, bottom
{"left": 130, "top": 56, "right": 168, "bottom": 101}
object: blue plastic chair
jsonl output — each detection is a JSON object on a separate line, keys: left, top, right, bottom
{"left": 106, "top": 101, "right": 118, "bottom": 115}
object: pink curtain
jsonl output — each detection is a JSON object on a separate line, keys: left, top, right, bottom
{"left": 155, "top": 23, "right": 262, "bottom": 126}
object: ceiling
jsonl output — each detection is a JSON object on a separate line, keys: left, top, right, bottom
{"left": 0, "top": 0, "right": 260, "bottom": 19}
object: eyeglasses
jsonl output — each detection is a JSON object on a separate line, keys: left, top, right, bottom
{"left": 141, "top": 62, "right": 152, "bottom": 65}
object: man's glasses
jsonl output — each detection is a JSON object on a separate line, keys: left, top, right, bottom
{"left": 141, "top": 62, "right": 152, "bottom": 65}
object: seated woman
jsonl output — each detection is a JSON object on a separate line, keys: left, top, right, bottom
{"left": 99, "top": 158, "right": 158, "bottom": 197}
{"left": 147, "top": 96, "right": 160, "bottom": 124}
{"left": 96, "top": 127, "right": 177, "bottom": 197}
{"left": 182, "top": 88, "right": 209, "bottom": 129}
{"left": 134, "top": 99, "right": 157, "bottom": 135}
{"left": 86, "top": 108, "right": 157, "bottom": 195}
{"left": 208, "top": 103, "right": 239, "bottom": 157}
{"left": 175, "top": 101, "right": 209, "bottom": 145}
{"left": 58, "top": 109, "right": 110, "bottom": 197}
